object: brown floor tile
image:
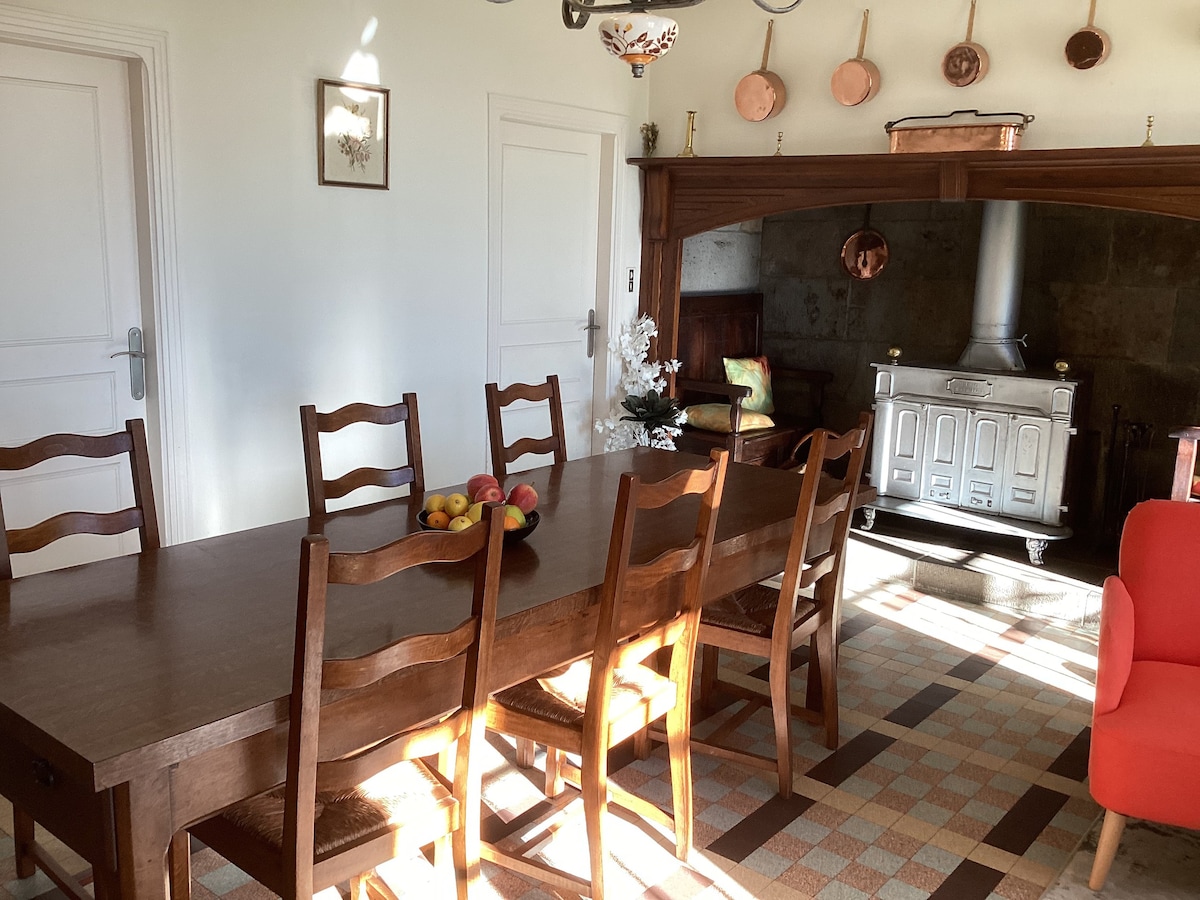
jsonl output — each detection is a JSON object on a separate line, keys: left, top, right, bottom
{"left": 721, "top": 790, "right": 767, "bottom": 816}
{"left": 925, "top": 786, "right": 971, "bottom": 813}
{"left": 805, "top": 802, "right": 851, "bottom": 830}
{"left": 896, "top": 859, "right": 945, "bottom": 891}
{"left": 777, "top": 862, "right": 832, "bottom": 895}
{"left": 945, "top": 813, "right": 994, "bottom": 841}
{"left": 763, "top": 832, "right": 815, "bottom": 859}
{"left": 817, "top": 830, "right": 869, "bottom": 861}
{"left": 875, "top": 831, "right": 925, "bottom": 859}
{"left": 857, "top": 762, "right": 899, "bottom": 787}
{"left": 642, "top": 866, "right": 713, "bottom": 899}
{"left": 872, "top": 788, "right": 920, "bottom": 814}
{"left": 993, "top": 871, "right": 1045, "bottom": 899}
{"left": 840, "top": 860, "right": 890, "bottom": 894}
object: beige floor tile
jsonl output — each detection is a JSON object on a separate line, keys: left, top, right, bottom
{"left": 822, "top": 789, "right": 867, "bottom": 815}
{"left": 791, "top": 776, "right": 832, "bottom": 801}
{"left": 928, "top": 829, "right": 978, "bottom": 858}
{"left": 892, "top": 815, "right": 939, "bottom": 842}
{"left": 857, "top": 801, "right": 905, "bottom": 828}
{"left": 1010, "top": 856, "right": 1059, "bottom": 886}
{"left": 968, "top": 842, "right": 1020, "bottom": 873}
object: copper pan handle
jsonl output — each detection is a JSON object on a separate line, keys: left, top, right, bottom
{"left": 965, "top": 0, "right": 978, "bottom": 42}
{"left": 856, "top": 9, "right": 870, "bottom": 60}
{"left": 1087, "top": 0, "right": 1097, "bottom": 27}
{"left": 761, "top": 19, "right": 775, "bottom": 70}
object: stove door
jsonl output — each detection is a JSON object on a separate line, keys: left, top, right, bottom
{"left": 962, "top": 410, "right": 1007, "bottom": 514}
{"left": 1002, "top": 414, "right": 1054, "bottom": 521}
{"left": 923, "top": 405, "right": 968, "bottom": 507}
{"left": 875, "top": 400, "right": 925, "bottom": 500}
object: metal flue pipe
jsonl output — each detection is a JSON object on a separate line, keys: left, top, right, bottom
{"left": 958, "top": 200, "right": 1028, "bottom": 371}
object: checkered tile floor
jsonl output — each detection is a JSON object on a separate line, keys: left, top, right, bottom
{"left": 0, "top": 580, "right": 1102, "bottom": 900}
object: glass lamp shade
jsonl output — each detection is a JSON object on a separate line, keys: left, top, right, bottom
{"left": 598, "top": 13, "right": 678, "bottom": 78}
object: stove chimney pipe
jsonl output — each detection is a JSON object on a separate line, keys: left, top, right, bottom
{"left": 958, "top": 200, "right": 1027, "bottom": 371}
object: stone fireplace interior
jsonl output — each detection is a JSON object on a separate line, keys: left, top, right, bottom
{"left": 636, "top": 147, "right": 1200, "bottom": 559}
{"left": 751, "top": 200, "right": 1200, "bottom": 550}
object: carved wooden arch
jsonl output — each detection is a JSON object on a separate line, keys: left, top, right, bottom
{"left": 634, "top": 145, "right": 1200, "bottom": 363}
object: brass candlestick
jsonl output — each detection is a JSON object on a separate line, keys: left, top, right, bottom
{"left": 774, "top": 131, "right": 784, "bottom": 157}
{"left": 1142, "top": 115, "right": 1155, "bottom": 148}
{"left": 677, "top": 111, "right": 697, "bottom": 158}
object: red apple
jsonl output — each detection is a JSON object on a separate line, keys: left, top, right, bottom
{"left": 474, "top": 484, "right": 506, "bottom": 504}
{"left": 508, "top": 482, "right": 538, "bottom": 515}
{"left": 467, "top": 473, "right": 499, "bottom": 499}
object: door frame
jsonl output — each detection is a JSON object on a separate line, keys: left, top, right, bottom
{"left": 0, "top": 3, "right": 191, "bottom": 542}
{"left": 486, "top": 94, "right": 630, "bottom": 456}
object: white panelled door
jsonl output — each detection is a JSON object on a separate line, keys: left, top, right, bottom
{"left": 0, "top": 42, "right": 148, "bottom": 576}
{"left": 489, "top": 116, "right": 607, "bottom": 470}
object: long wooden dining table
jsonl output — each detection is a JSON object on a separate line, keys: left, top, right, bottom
{"left": 0, "top": 448, "right": 863, "bottom": 900}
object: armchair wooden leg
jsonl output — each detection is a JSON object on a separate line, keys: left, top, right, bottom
{"left": 1089, "top": 809, "right": 1126, "bottom": 891}
{"left": 633, "top": 726, "right": 652, "bottom": 760}
{"left": 768, "top": 642, "right": 794, "bottom": 800}
{"left": 13, "top": 806, "right": 35, "bottom": 879}
{"left": 515, "top": 737, "right": 536, "bottom": 769}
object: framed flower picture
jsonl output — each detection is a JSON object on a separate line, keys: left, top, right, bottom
{"left": 317, "top": 78, "right": 389, "bottom": 190}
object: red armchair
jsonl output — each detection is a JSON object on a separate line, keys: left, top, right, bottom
{"left": 1088, "top": 499, "right": 1200, "bottom": 890}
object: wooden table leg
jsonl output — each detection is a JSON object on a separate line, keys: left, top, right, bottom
{"left": 110, "top": 770, "right": 174, "bottom": 900}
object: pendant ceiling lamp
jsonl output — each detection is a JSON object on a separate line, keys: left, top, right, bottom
{"left": 486, "top": 0, "right": 808, "bottom": 78}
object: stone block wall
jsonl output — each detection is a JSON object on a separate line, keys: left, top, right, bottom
{"left": 757, "top": 201, "right": 1200, "bottom": 541}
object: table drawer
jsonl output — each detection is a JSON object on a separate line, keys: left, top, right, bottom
{"left": 0, "top": 733, "right": 109, "bottom": 864}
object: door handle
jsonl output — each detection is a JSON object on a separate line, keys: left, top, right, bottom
{"left": 110, "top": 327, "right": 146, "bottom": 401}
{"left": 585, "top": 309, "right": 602, "bottom": 359}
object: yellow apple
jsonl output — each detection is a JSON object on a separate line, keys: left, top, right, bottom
{"left": 445, "top": 492, "right": 470, "bottom": 518}
{"left": 423, "top": 493, "right": 446, "bottom": 514}
{"left": 447, "top": 515, "right": 473, "bottom": 532}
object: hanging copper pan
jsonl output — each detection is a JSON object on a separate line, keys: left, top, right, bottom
{"left": 840, "top": 206, "right": 889, "bottom": 281}
{"left": 831, "top": 10, "right": 881, "bottom": 107}
{"left": 735, "top": 20, "right": 787, "bottom": 122}
{"left": 942, "top": 0, "right": 989, "bottom": 88}
{"left": 1065, "top": 0, "right": 1110, "bottom": 70}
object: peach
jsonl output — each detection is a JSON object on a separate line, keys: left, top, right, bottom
{"left": 508, "top": 482, "right": 538, "bottom": 515}
{"left": 474, "top": 484, "right": 506, "bottom": 504}
{"left": 467, "top": 473, "right": 500, "bottom": 499}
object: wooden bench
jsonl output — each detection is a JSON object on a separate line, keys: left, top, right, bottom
{"left": 672, "top": 292, "right": 832, "bottom": 467}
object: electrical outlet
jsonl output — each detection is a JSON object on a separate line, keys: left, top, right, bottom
{"left": 627, "top": 268, "right": 636, "bottom": 292}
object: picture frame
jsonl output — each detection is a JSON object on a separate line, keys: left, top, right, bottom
{"left": 317, "top": 78, "right": 389, "bottom": 190}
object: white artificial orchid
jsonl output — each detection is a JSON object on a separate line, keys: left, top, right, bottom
{"left": 595, "top": 315, "right": 686, "bottom": 452}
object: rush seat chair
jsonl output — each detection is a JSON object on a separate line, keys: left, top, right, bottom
{"left": 0, "top": 419, "right": 177, "bottom": 900}
{"left": 1088, "top": 499, "right": 1200, "bottom": 890}
{"left": 300, "top": 397, "right": 425, "bottom": 516}
{"left": 483, "top": 449, "right": 729, "bottom": 900}
{"left": 484, "top": 375, "right": 567, "bottom": 478}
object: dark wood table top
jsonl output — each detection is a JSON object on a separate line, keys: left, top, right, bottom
{"left": 0, "top": 449, "right": 854, "bottom": 794}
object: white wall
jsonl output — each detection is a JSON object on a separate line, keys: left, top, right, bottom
{"left": 648, "top": 1, "right": 1198, "bottom": 157}
{"left": 3, "top": 0, "right": 649, "bottom": 539}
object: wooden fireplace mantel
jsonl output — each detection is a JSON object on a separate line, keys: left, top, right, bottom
{"left": 633, "top": 144, "right": 1200, "bottom": 363}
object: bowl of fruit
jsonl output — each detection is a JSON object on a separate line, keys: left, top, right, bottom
{"left": 418, "top": 474, "right": 540, "bottom": 545}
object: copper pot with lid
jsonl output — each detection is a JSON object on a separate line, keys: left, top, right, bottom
{"left": 942, "top": 0, "right": 989, "bottom": 88}
{"left": 735, "top": 20, "right": 787, "bottom": 122}
{"left": 831, "top": 10, "right": 881, "bottom": 107}
{"left": 1065, "top": 0, "right": 1111, "bottom": 70}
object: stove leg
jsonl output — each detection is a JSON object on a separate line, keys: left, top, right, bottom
{"left": 861, "top": 508, "right": 876, "bottom": 531}
{"left": 1026, "top": 539, "right": 1047, "bottom": 566}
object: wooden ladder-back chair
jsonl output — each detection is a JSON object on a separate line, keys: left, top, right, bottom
{"left": 300, "top": 396, "right": 425, "bottom": 516}
{"left": 484, "top": 375, "right": 567, "bottom": 478}
{"left": 483, "top": 448, "right": 729, "bottom": 900}
{"left": 185, "top": 503, "right": 506, "bottom": 900}
{"left": 0, "top": 419, "right": 161, "bottom": 900}
{"left": 695, "top": 412, "right": 872, "bottom": 798}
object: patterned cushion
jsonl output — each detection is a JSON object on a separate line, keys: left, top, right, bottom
{"left": 723, "top": 356, "right": 775, "bottom": 414}
{"left": 684, "top": 403, "right": 775, "bottom": 434}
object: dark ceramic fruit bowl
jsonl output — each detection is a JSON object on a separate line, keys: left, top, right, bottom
{"left": 417, "top": 509, "right": 539, "bottom": 545}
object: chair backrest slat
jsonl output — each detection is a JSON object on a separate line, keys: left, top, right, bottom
{"left": 300, "top": 395, "right": 425, "bottom": 516}
{"left": 485, "top": 375, "right": 567, "bottom": 478}
{"left": 0, "top": 419, "right": 160, "bottom": 580}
